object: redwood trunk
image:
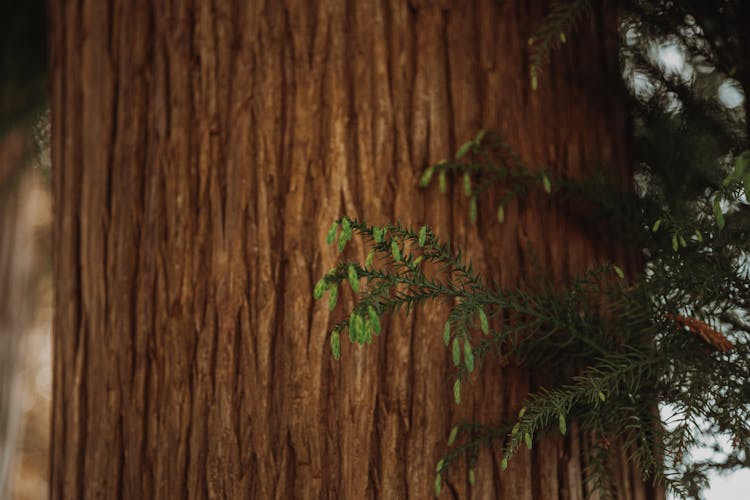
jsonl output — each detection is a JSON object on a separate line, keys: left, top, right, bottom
{"left": 51, "top": 1, "right": 658, "bottom": 498}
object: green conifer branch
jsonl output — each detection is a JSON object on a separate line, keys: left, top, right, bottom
{"left": 316, "top": 2, "right": 750, "bottom": 496}
{"left": 528, "top": 0, "right": 594, "bottom": 89}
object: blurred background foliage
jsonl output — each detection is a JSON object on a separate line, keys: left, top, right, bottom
{"left": 0, "top": 0, "right": 50, "bottom": 498}
{"left": 0, "top": 0, "right": 47, "bottom": 135}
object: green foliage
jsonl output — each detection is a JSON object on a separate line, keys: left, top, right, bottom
{"left": 528, "top": 0, "right": 593, "bottom": 89}
{"left": 418, "top": 130, "right": 552, "bottom": 224}
{"left": 316, "top": 1, "right": 750, "bottom": 498}
{"left": 318, "top": 161, "right": 749, "bottom": 498}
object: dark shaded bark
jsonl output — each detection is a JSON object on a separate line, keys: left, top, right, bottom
{"left": 51, "top": 1, "right": 661, "bottom": 498}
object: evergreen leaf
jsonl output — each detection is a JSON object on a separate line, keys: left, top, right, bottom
{"left": 347, "top": 265, "right": 359, "bottom": 293}
{"left": 464, "top": 341, "right": 475, "bottom": 372}
{"left": 330, "top": 331, "right": 340, "bottom": 360}
{"left": 452, "top": 338, "right": 461, "bottom": 367}
{"left": 448, "top": 426, "right": 459, "bottom": 445}
{"left": 456, "top": 141, "right": 474, "bottom": 159}
{"left": 420, "top": 166, "right": 435, "bottom": 187}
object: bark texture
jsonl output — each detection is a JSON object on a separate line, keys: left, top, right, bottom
{"left": 51, "top": 1, "right": 660, "bottom": 498}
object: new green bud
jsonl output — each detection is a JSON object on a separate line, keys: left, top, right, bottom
{"left": 448, "top": 426, "right": 459, "bottom": 445}
{"left": 330, "top": 331, "right": 341, "bottom": 360}
{"left": 391, "top": 240, "right": 401, "bottom": 261}
{"left": 478, "top": 308, "right": 489, "bottom": 334}
{"left": 418, "top": 226, "right": 428, "bottom": 247}
{"left": 328, "top": 286, "right": 338, "bottom": 310}
{"left": 452, "top": 338, "right": 461, "bottom": 367}
{"left": 326, "top": 221, "right": 338, "bottom": 245}
{"left": 463, "top": 341, "right": 475, "bottom": 372}
{"left": 347, "top": 265, "right": 359, "bottom": 293}
{"left": 613, "top": 265, "right": 624, "bottom": 279}
{"left": 542, "top": 174, "right": 551, "bottom": 194}
{"left": 456, "top": 141, "right": 474, "bottom": 159}
{"left": 313, "top": 277, "right": 327, "bottom": 300}
{"left": 419, "top": 166, "right": 435, "bottom": 187}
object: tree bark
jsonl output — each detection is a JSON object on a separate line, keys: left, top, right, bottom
{"left": 50, "top": 1, "right": 661, "bottom": 498}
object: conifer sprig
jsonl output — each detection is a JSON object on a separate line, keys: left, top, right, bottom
{"left": 528, "top": 0, "right": 593, "bottom": 89}
{"left": 317, "top": 203, "right": 750, "bottom": 494}
{"left": 316, "top": 179, "right": 750, "bottom": 495}
{"left": 316, "top": 2, "right": 750, "bottom": 496}
{"left": 419, "top": 131, "right": 552, "bottom": 224}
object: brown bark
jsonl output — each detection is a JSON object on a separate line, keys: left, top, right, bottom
{"left": 51, "top": 1, "right": 661, "bottom": 498}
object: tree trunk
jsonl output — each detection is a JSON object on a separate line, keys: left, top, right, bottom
{"left": 50, "top": 1, "right": 661, "bottom": 498}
